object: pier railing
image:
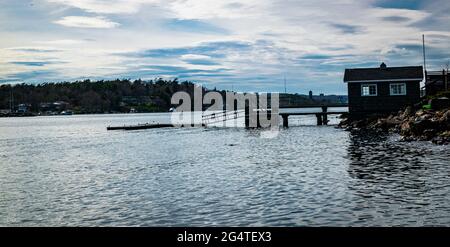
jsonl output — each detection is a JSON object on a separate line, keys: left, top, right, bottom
{"left": 202, "top": 110, "right": 245, "bottom": 126}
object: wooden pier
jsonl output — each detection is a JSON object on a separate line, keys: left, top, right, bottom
{"left": 280, "top": 105, "right": 348, "bottom": 128}
{"left": 107, "top": 104, "right": 347, "bottom": 130}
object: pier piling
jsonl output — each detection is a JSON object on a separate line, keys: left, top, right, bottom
{"left": 316, "top": 114, "right": 323, "bottom": 126}
{"left": 282, "top": 115, "right": 289, "bottom": 128}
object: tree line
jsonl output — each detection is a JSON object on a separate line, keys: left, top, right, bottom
{"left": 0, "top": 78, "right": 340, "bottom": 115}
{"left": 0, "top": 78, "right": 207, "bottom": 114}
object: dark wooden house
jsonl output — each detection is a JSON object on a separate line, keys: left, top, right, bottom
{"left": 344, "top": 63, "right": 423, "bottom": 115}
{"left": 425, "top": 70, "right": 449, "bottom": 96}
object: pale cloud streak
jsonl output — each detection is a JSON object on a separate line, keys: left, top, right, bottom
{"left": 46, "top": 0, "right": 158, "bottom": 14}
{"left": 54, "top": 16, "right": 120, "bottom": 28}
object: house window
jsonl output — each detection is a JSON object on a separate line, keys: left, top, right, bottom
{"left": 361, "top": 84, "right": 377, "bottom": 96}
{"left": 390, "top": 83, "right": 407, "bottom": 96}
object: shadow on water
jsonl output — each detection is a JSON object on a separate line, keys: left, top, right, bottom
{"left": 346, "top": 130, "right": 429, "bottom": 183}
{"left": 342, "top": 130, "right": 447, "bottom": 226}
{"left": 347, "top": 131, "right": 435, "bottom": 226}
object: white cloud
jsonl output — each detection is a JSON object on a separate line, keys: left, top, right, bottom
{"left": 168, "top": 0, "right": 265, "bottom": 19}
{"left": 1, "top": 0, "right": 449, "bottom": 92}
{"left": 54, "top": 16, "right": 120, "bottom": 28}
{"left": 34, "top": 39, "right": 87, "bottom": 45}
{"left": 46, "top": 0, "right": 159, "bottom": 14}
{"left": 181, "top": 54, "right": 212, "bottom": 60}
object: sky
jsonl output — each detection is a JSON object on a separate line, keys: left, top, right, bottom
{"left": 0, "top": 0, "right": 449, "bottom": 94}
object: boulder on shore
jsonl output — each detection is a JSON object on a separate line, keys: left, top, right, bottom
{"left": 339, "top": 107, "right": 450, "bottom": 145}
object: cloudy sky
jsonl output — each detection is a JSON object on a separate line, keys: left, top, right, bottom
{"left": 0, "top": 0, "right": 449, "bottom": 94}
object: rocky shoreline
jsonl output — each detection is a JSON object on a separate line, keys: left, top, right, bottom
{"left": 339, "top": 105, "right": 450, "bottom": 145}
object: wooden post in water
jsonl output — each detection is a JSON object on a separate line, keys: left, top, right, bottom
{"left": 256, "top": 93, "right": 261, "bottom": 128}
{"left": 321, "top": 106, "right": 328, "bottom": 125}
{"left": 316, "top": 113, "right": 323, "bottom": 126}
{"left": 245, "top": 103, "right": 250, "bottom": 128}
{"left": 282, "top": 114, "right": 289, "bottom": 128}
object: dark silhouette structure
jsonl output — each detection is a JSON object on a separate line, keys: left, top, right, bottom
{"left": 425, "top": 70, "right": 449, "bottom": 96}
{"left": 344, "top": 63, "right": 423, "bottom": 115}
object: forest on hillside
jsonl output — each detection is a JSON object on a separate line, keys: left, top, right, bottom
{"left": 0, "top": 79, "right": 344, "bottom": 115}
{"left": 0, "top": 79, "right": 205, "bottom": 114}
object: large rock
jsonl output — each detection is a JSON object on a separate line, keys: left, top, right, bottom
{"left": 432, "top": 134, "right": 450, "bottom": 145}
{"left": 440, "top": 110, "right": 450, "bottom": 125}
{"left": 423, "top": 129, "right": 438, "bottom": 140}
{"left": 400, "top": 106, "right": 414, "bottom": 120}
{"left": 440, "top": 130, "right": 450, "bottom": 137}
{"left": 407, "top": 119, "right": 440, "bottom": 137}
{"left": 340, "top": 106, "right": 449, "bottom": 145}
{"left": 372, "top": 118, "right": 401, "bottom": 131}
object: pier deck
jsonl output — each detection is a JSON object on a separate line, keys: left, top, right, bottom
{"left": 280, "top": 112, "right": 347, "bottom": 127}
{"left": 280, "top": 105, "right": 348, "bottom": 127}
{"left": 107, "top": 105, "right": 348, "bottom": 130}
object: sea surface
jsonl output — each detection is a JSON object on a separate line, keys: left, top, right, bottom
{"left": 0, "top": 111, "right": 449, "bottom": 226}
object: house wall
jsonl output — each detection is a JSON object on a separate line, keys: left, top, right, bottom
{"left": 347, "top": 81, "right": 421, "bottom": 114}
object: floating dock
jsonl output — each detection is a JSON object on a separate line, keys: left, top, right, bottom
{"left": 107, "top": 123, "right": 175, "bottom": 131}
{"left": 107, "top": 123, "right": 206, "bottom": 131}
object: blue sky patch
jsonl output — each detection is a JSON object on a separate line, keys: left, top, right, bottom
{"left": 11, "top": 61, "right": 53, "bottom": 67}
{"left": 375, "top": 0, "right": 423, "bottom": 10}
{"left": 164, "top": 19, "right": 230, "bottom": 35}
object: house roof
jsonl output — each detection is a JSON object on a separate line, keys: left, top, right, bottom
{"left": 344, "top": 65, "right": 424, "bottom": 83}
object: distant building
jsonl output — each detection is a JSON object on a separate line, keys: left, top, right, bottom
{"left": 17, "top": 104, "right": 30, "bottom": 113}
{"left": 425, "top": 70, "right": 449, "bottom": 96}
{"left": 309, "top": 91, "right": 313, "bottom": 100}
{"left": 344, "top": 63, "right": 423, "bottom": 115}
{"left": 39, "top": 101, "right": 69, "bottom": 113}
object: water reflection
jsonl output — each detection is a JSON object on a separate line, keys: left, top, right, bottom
{"left": 347, "top": 130, "right": 428, "bottom": 182}
{"left": 344, "top": 130, "right": 450, "bottom": 226}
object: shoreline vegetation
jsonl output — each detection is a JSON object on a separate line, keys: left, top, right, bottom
{"left": 0, "top": 79, "right": 346, "bottom": 117}
{"left": 1, "top": 79, "right": 197, "bottom": 116}
{"left": 339, "top": 91, "right": 450, "bottom": 145}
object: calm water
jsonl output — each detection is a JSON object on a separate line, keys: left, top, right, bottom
{"left": 0, "top": 113, "right": 449, "bottom": 226}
